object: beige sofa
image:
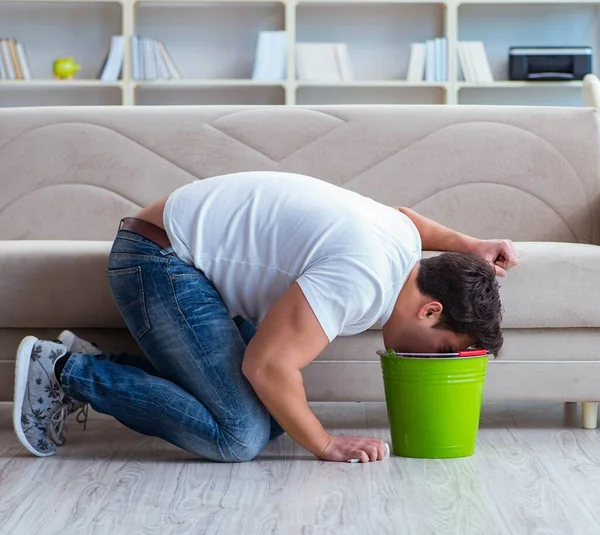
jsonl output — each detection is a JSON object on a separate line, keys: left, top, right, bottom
{"left": 1, "top": 105, "right": 600, "bottom": 428}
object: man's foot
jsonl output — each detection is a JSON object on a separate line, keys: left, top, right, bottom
{"left": 13, "top": 337, "right": 70, "bottom": 457}
{"left": 48, "top": 331, "right": 102, "bottom": 445}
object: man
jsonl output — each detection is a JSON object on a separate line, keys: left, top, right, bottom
{"left": 13, "top": 172, "right": 518, "bottom": 463}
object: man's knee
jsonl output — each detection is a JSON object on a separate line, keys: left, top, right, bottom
{"left": 219, "top": 418, "right": 271, "bottom": 462}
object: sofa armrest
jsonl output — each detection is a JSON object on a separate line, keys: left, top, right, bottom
{"left": 0, "top": 241, "right": 122, "bottom": 328}
{"left": 583, "top": 74, "right": 600, "bottom": 108}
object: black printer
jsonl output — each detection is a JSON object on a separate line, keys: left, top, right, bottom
{"left": 509, "top": 47, "right": 592, "bottom": 81}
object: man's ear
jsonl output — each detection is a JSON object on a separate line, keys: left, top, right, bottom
{"left": 417, "top": 301, "right": 443, "bottom": 325}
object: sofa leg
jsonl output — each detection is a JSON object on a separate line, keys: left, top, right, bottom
{"left": 582, "top": 402, "right": 598, "bottom": 429}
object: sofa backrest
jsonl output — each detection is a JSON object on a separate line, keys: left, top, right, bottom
{"left": 1, "top": 105, "right": 599, "bottom": 245}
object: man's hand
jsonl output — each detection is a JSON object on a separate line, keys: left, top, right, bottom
{"left": 469, "top": 239, "right": 519, "bottom": 277}
{"left": 319, "top": 435, "right": 388, "bottom": 463}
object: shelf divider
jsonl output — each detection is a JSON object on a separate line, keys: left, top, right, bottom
{"left": 285, "top": 0, "right": 297, "bottom": 104}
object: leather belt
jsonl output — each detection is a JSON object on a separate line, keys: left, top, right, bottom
{"left": 119, "top": 217, "right": 171, "bottom": 249}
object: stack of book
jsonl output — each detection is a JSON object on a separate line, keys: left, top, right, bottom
{"left": 407, "top": 38, "right": 447, "bottom": 82}
{"left": 295, "top": 43, "right": 354, "bottom": 82}
{"left": 252, "top": 31, "right": 287, "bottom": 81}
{"left": 457, "top": 41, "right": 494, "bottom": 83}
{"left": 0, "top": 38, "right": 32, "bottom": 80}
{"left": 131, "top": 36, "right": 181, "bottom": 81}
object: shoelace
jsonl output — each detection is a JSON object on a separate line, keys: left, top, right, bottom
{"left": 49, "top": 404, "right": 89, "bottom": 445}
{"left": 76, "top": 404, "right": 89, "bottom": 431}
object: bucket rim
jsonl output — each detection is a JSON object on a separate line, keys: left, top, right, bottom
{"left": 377, "top": 349, "right": 491, "bottom": 360}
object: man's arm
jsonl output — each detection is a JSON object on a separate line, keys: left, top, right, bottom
{"left": 397, "top": 206, "right": 519, "bottom": 276}
{"left": 242, "top": 283, "right": 387, "bottom": 463}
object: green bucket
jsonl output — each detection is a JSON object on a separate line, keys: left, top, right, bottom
{"left": 378, "top": 351, "right": 488, "bottom": 459}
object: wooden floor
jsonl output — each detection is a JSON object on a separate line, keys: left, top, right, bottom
{"left": 1, "top": 402, "right": 600, "bottom": 535}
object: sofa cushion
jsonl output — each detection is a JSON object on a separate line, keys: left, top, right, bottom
{"left": 1, "top": 241, "right": 599, "bottom": 330}
{"left": 0, "top": 240, "right": 120, "bottom": 328}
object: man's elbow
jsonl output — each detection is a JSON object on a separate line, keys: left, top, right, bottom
{"left": 241, "top": 358, "right": 260, "bottom": 384}
{"left": 242, "top": 357, "right": 275, "bottom": 387}
{"left": 242, "top": 357, "right": 292, "bottom": 392}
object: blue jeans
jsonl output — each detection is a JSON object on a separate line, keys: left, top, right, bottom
{"left": 61, "top": 230, "right": 284, "bottom": 462}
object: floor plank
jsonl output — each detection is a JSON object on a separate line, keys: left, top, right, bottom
{"left": 1, "top": 402, "right": 600, "bottom": 535}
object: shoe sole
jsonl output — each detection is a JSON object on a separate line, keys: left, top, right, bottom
{"left": 13, "top": 336, "right": 53, "bottom": 457}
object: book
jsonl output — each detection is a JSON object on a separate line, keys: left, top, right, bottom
{"left": 154, "top": 40, "right": 171, "bottom": 79}
{"left": 440, "top": 38, "right": 447, "bottom": 82}
{"left": 100, "top": 35, "right": 125, "bottom": 82}
{"left": 434, "top": 38, "right": 441, "bottom": 82}
{"left": 157, "top": 41, "right": 181, "bottom": 79}
{"left": 252, "top": 32, "right": 270, "bottom": 79}
{"left": 406, "top": 43, "right": 426, "bottom": 82}
{"left": 0, "top": 49, "right": 6, "bottom": 79}
{"left": 430, "top": 38, "right": 448, "bottom": 82}
{"left": 8, "top": 39, "right": 23, "bottom": 79}
{"left": 252, "top": 31, "right": 287, "bottom": 81}
{"left": 296, "top": 43, "right": 341, "bottom": 81}
{"left": 469, "top": 41, "right": 493, "bottom": 83}
{"left": 425, "top": 40, "right": 435, "bottom": 82}
{"left": 458, "top": 42, "right": 472, "bottom": 82}
{"left": 131, "top": 36, "right": 142, "bottom": 80}
{"left": 1, "top": 39, "right": 16, "bottom": 80}
{"left": 271, "top": 32, "right": 288, "bottom": 80}
{"left": 16, "top": 42, "right": 32, "bottom": 79}
{"left": 334, "top": 43, "right": 353, "bottom": 81}
{"left": 142, "top": 38, "right": 157, "bottom": 80}
{"left": 97, "top": 52, "right": 109, "bottom": 80}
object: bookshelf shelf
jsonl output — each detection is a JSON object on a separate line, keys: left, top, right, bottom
{"left": 136, "top": 0, "right": 280, "bottom": 4}
{"left": 298, "top": 0, "right": 444, "bottom": 4}
{"left": 0, "top": 79, "right": 124, "bottom": 88}
{"left": 135, "top": 79, "right": 286, "bottom": 87}
{"left": 457, "top": 81, "right": 585, "bottom": 89}
{"left": 0, "top": 0, "right": 595, "bottom": 107}
{"left": 135, "top": 84, "right": 285, "bottom": 104}
{"left": 459, "top": 0, "right": 599, "bottom": 4}
{"left": 295, "top": 81, "right": 448, "bottom": 88}
{"left": 0, "top": 0, "right": 121, "bottom": 3}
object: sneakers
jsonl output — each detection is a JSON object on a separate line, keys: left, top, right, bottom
{"left": 48, "top": 331, "right": 102, "bottom": 445}
{"left": 13, "top": 332, "right": 101, "bottom": 456}
{"left": 13, "top": 337, "right": 70, "bottom": 457}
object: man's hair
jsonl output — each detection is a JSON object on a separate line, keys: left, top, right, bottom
{"left": 417, "top": 252, "right": 503, "bottom": 355}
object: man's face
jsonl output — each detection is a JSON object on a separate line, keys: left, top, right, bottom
{"left": 384, "top": 319, "right": 472, "bottom": 354}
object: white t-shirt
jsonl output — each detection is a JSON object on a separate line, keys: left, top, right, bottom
{"left": 164, "top": 172, "right": 421, "bottom": 342}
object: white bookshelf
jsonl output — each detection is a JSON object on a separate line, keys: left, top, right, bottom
{"left": 0, "top": 0, "right": 597, "bottom": 107}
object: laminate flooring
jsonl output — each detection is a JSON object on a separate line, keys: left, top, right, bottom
{"left": 1, "top": 402, "right": 600, "bottom": 535}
